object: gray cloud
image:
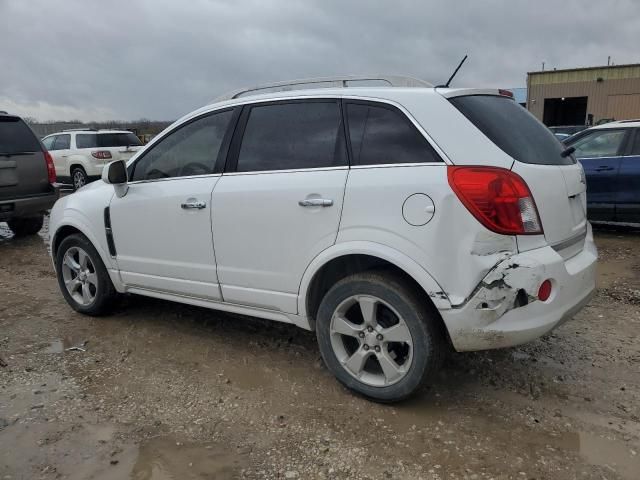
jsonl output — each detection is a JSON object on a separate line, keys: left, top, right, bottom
{"left": 1, "top": 0, "right": 639, "bottom": 121}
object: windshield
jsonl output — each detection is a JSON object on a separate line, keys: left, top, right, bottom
{"left": 450, "top": 95, "right": 573, "bottom": 165}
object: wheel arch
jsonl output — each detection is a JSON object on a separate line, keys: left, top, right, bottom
{"left": 299, "top": 242, "right": 451, "bottom": 325}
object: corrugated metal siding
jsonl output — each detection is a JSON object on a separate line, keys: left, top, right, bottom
{"left": 530, "top": 65, "right": 640, "bottom": 85}
{"left": 527, "top": 77, "right": 640, "bottom": 123}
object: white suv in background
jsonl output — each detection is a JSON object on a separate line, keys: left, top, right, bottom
{"left": 48, "top": 76, "right": 597, "bottom": 402}
{"left": 42, "top": 129, "right": 142, "bottom": 190}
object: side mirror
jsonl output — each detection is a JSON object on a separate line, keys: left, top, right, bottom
{"left": 102, "top": 160, "right": 128, "bottom": 197}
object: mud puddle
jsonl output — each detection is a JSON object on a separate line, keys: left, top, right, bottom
{"left": 44, "top": 336, "right": 89, "bottom": 353}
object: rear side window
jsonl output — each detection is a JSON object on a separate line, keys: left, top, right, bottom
{"left": 235, "top": 101, "right": 345, "bottom": 172}
{"left": 53, "top": 134, "right": 70, "bottom": 150}
{"left": 450, "top": 95, "right": 573, "bottom": 165}
{"left": 76, "top": 134, "right": 97, "bottom": 149}
{"left": 131, "top": 110, "right": 233, "bottom": 181}
{"left": 97, "top": 132, "right": 142, "bottom": 148}
{"left": 346, "top": 103, "right": 441, "bottom": 165}
{"left": 0, "top": 117, "right": 41, "bottom": 154}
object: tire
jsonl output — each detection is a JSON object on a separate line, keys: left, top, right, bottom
{"left": 7, "top": 215, "right": 44, "bottom": 236}
{"left": 316, "top": 270, "right": 446, "bottom": 403}
{"left": 71, "top": 167, "right": 88, "bottom": 190}
{"left": 55, "top": 233, "right": 117, "bottom": 315}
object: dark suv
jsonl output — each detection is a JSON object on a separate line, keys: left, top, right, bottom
{"left": 0, "top": 112, "right": 59, "bottom": 236}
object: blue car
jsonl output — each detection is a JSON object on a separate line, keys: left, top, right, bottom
{"left": 565, "top": 120, "right": 640, "bottom": 224}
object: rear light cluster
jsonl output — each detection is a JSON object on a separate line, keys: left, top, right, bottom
{"left": 92, "top": 150, "right": 112, "bottom": 159}
{"left": 43, "top": 150, "right": 56, "bottom": 184}
{"left": 447, "top": 166, "right": 543, "bottom": 235}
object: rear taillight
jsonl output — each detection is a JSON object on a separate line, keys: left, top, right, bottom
{"left": 447, "top": 166, "right": 543, "bottom": 235}
{"left": 91, "top": 150, "right": 112, "bottom": 160}
{"left": 44, "top": 150, "right": 56, "bottom": 184}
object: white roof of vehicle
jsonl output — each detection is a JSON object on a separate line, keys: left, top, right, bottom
{"left": 591, "top": 120, "right": 640, "bottom": 129}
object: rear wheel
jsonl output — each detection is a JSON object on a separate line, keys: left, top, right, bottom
{"left": 71, "top": 167, "right": 88, "bottom": 190}
{"left": 55, "top": 233, "right": 117, "bottom": 315}
{"left": 316, "top": 271, "right": 446, "bottom": 402}
{"left": 7, "top": 215, "right": 44, "bottom": 236}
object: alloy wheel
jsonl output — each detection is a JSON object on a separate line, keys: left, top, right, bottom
{"left": 61, "top": 246, "right": 98, "bottom": 306}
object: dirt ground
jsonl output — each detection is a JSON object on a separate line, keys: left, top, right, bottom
{"left": 1, "top": 218, "right": 639, "bottom": 480}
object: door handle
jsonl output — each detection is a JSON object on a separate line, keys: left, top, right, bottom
{"left": 61, "top": 155, "right": 69, "bottom": 158}
{"left": 298, "top": 198, "right": 333, "bottom": 207}
{"left": 181, "top": 200, "right": 206, "bottom": 210}
{"left": 595, "top": 166, "right": 614, "bottom": 171}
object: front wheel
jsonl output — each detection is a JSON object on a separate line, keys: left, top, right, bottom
{"left": 316, "top": 271, "right": 446, "bottom": 402}
{"left": 55, "top": 233, "right": 117, "bottom": 315}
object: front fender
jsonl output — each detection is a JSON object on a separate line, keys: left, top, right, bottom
{"left": 297, "top": 240, "right": 452, "bottom": 317}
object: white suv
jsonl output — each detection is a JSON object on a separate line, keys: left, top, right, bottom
{"left": 49, "top": 76, "right": 597, "bottom": 402}
{"left": 42, "top": 129, "right": 143, "bottom": 190}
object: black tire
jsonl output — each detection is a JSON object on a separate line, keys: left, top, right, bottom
{"left": 316, "top": 270, "right": 446, "bottom": 403}
{"left": 71, "top": 167, "right": 88, "bottom": 190}
{"left": 7, "top": 215, "right": 44, "bottom": 236}
{"left": 55, "top": 233, "right": 117, "bottom": 315}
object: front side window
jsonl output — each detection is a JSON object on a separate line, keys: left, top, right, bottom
{"left": 53, "top": 134, "right": 70, "bottom": 150}
{"left": 571, "top": 129, "right": 627, "bottom": 158}
{"left": 235, "top": 101, "right": 345, "bottom": 172}
{"left": 131, "top": 110, "right": 233, "bottom": 181}
{"left": 346, "top": 103, "right": 441, "bottom": 165}
{"left": 630, "top": 129, "right": 640, "bottom": 155}
{"left": 42, "top": 136, "right": 55, "bottom": 150}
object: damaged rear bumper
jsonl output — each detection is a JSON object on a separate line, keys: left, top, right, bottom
{"left": 440, "top": 225, "right": 597, "bottom": 352}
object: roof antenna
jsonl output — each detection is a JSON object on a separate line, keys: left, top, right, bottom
{"left": 436, "top": 55, "right": 468, "bottom": 88}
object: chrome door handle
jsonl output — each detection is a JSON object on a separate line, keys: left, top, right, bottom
{"left": 298, "top": 198, "right": 333, "bottom": 207}
{"left": 181, "top": 200, "right": 206, "bottom": 209}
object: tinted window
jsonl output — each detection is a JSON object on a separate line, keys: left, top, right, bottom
{"left": 131, "top": 110, "right": 233, "bottom": 181}
{"left": 42, "top": 136, "right": 55, "bottom": 150}
{"left": 630, "top": 130, "right": 640, "bottom": 155}
{"left": 235, "top": 102, "right": 345, "bottom": 172}
{"left": 53, "top": 134, "right": 70, "bottom": 150}
{"left": 347, "top": 103, "right": 440, "bottom": 165}
{"left": 98, "top": 132, "right": 142, "bottom": 148}
{"left": 0, "top": 117, "right": 41, "bottom": 154}
{"left": 76, "top": 134, "right": 97, "bottom": 149}
{"left": 571, "top": 129, "right": 626, "bottom": 158}
{"left": 450, "top": 95, "right": 573, "bottom": 165}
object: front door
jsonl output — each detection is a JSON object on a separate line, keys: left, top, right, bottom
{"left": 47, "top": 134, "right": 72, "bottom": 179}
{"left": 572, "top": 128, "right": 629, "bottom": 222}
{"left": 212, "top": 100, "right": 348, "bottom": 314}
{"left": 109, "top": 109, "right": 236, "bottom": 299}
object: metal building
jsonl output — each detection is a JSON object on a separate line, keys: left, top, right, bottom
{"left": 526, "top": 63, "right": 640, "bottom": 126}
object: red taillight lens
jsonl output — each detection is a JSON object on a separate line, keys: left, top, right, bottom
{"left": 447, "top": 166, "right": 543, "bottom": 235}
{"left": 43, "top": 150, "right": 56, "bottom": 184}
{"left": 91, "top": 150, "right": 112, "bottom": 160}
{"left": 538, "top": 279, "right": 552, "bottom": 301}
{"left": 498, "top": 89, "right": 514, "bottom": 98}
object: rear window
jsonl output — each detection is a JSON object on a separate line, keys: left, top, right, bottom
{"left": 0, "top": 117, "right": 41, "bottom": 154}
{"left": 450, "top": 95, "right": 573, "bottom": 165}
{"left": 96, "top": 132, "right": 142, "bottom": 148}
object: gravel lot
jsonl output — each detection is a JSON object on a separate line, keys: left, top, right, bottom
{"left": 1, "top": 218, "right": 639, "bottom": 479}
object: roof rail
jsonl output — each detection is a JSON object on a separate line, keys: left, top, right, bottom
{"left": 62, "top": 128, "right": 98, "bottom": 132}
{"left": 215, "top": 75, "right": 433, "bottom": 101}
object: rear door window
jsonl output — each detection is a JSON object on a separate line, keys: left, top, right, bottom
{"left": 53, "top": 134, "right": 70, "bottom": 150}
{"left": 0, "top": 117, "right": 41, "bottom": 154}
{"left": 571, "top": 129, "right": 627, "bottom": 158}
{"left": 346, "top": 102, "right": 441, "bottom": 165}
{"left": 76, "top": 134, "right": 98, "bottom": 149}
{"left": 234, "top": 101, "right": 346, "bottom": 172}
{"left": 450, "top": 95, "right": 573, "bottom": 165}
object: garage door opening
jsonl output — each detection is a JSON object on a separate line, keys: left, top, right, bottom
{"left": 543, "top": 96, "right": 588, "bottom": 126}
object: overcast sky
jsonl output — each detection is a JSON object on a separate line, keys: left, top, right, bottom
{"left": 1, "top": 0, "right": 639, "bottom": 122}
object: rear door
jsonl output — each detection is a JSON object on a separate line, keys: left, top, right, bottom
{"left": 569, "top": 128, "right": 628, "bottom": 222}
{"left": 0, "top": 116, "right": 49, "bottom": 201}
{"left": 211, "top": 99, "right": 348, "bottom": 313}
{"left": 615, "top": 128, "right": 640, "bottom": 223}
{"left": 449, "top": 94, "right": 588, "bottom": 253}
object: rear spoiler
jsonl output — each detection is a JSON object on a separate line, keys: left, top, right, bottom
{"left": 436, "top": 88, "right": 514, "bottom": 99}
